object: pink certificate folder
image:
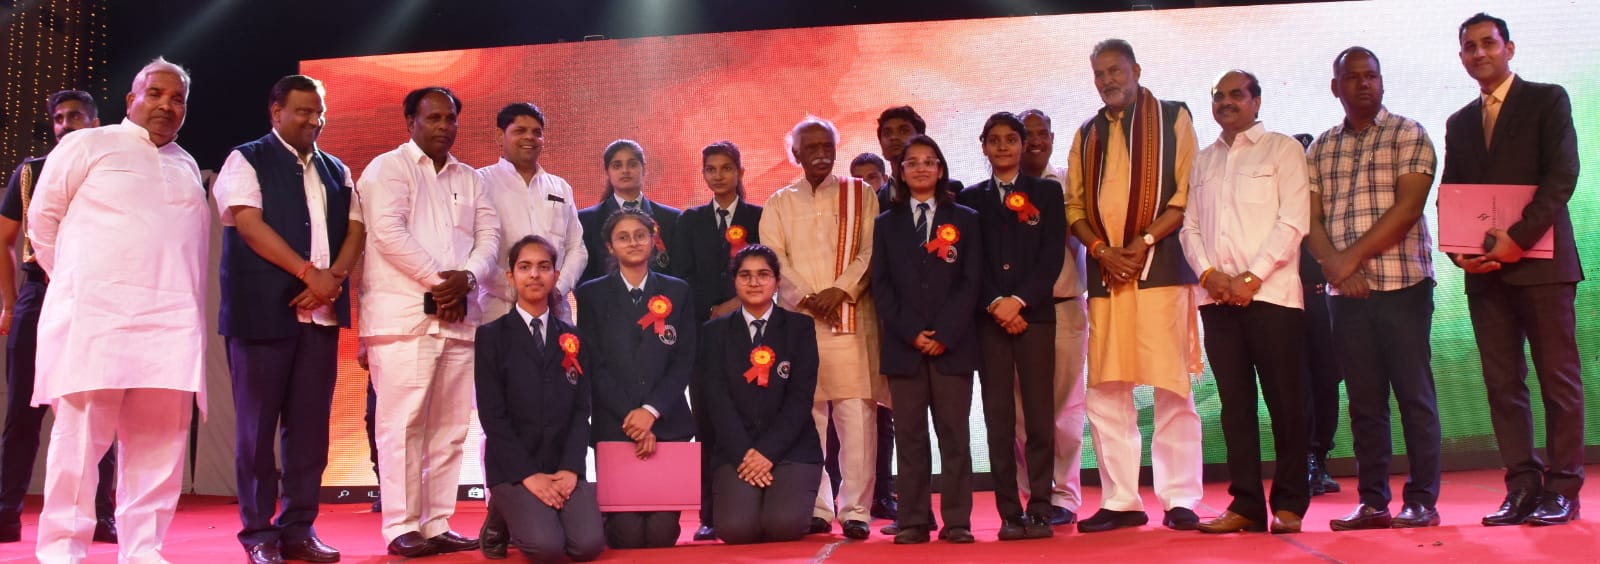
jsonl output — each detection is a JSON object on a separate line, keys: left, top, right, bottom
{"left": 1437, "top": 184, "right": 1554, "bottom": 259}
{"left": 594, "top": 441, "right": 702, "bottom": 512}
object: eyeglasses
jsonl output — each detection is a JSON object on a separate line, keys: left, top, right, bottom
{"left": 902, "top": 158, "right": 941, "bottom": 170}
{"left": 736, "top": 271, "right": 775, "bottom": 284}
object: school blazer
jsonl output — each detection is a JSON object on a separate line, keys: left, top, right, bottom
{"left": 575, "top": 271, "right": 697, "bottom": 443}
{"left": 577, "top": 196, "right": 682, "bottom": 283}
{"left": 672, "top": 200, "right": 763, "bottom": 325}
{"left": 955, "top": 175, "right": 1067, "bottom": 323}
{"left": 696, "top": 307, "right": 823, "bottom": 468}
{"left": 474, "top": 311, "right": 590, "bottom": 487}
{"left": 870, "top": 202, "right": 983, "bottom": 375}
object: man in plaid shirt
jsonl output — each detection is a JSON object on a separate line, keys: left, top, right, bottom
{"left": 1304, "top": 46, "right": 1443, "bottom": 531}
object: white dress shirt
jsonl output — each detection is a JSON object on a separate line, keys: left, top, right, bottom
{"left": 513, "top": 303, "right": 550, "bottom": 342}
{"left": 214, "top": 130, "right": 364, "bottom": 326}
{"left": 26, "top": 121, "right": 212, "bottom": 407}
{"left": 1040, "top": 164, "right": 1089, "bottom": 298}
{"left": 357, "top": 140, "right": 501, "bottom": 340}
{"left": 1179, "top": 122, "right": 1309, "bottom": 309}
{"left": 741, "top": 304, "right": 774, "bottom": 340}
{"left": 476, "top": 159, "right": 588, "bottom": 313}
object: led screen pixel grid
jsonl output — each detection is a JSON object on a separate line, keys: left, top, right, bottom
{"left": 303, "top": 0, "right": 1599, "bottom": 490}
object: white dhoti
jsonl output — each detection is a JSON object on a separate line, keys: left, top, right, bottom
{"left": 812, "top": 398, "right": 877, "bottom": 523}
{"left": 37, "top": 388, "right": 192, "bottom": 564}
{"left": 368, "top": 334, "right": 475, "bottom": 542}
{"left": 1086, "top": 381, "right": 1203, "bottom": 511}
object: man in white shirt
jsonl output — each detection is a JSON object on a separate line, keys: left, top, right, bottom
{"left": 213, "top": 74, "right": 364, "bottom": 564}
{"left": 28, "top": 57, "right": 210, "bottom": 564}
{"left": 1016, "top": 108, "right": 1089, "bottom": 526}
{"left": 358, "top": 86, "right": 500, "bottom": 558}
{"left": 1178, "top": 70, "right": 1310, "bottom": 534}
{"left": 475, "top": 102, "right": 586, "bottom": 324}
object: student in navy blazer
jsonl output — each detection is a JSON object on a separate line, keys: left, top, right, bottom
{"left": 575, "top": 208, "right": 697, "bottom": 549}
{"left": 475, "top": 235, "right": 604, "bottom": 563}
{"left": 697, "top": 245, "right": 823, "bottom": 544}
{"left": 578, "top": 140, "right": 681, "bottom": 283}
{"left": 955, "top": 112, "right": 1066, "bottom": 541}
{"left": 871, "top": 135, "right": 981, "bottom": 545}
{"left": 672, "top": 141, "right": 763, "bottom": 540}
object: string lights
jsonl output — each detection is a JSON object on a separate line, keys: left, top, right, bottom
{"left": 1, "top": 0, "right": 110, "bottom": 186}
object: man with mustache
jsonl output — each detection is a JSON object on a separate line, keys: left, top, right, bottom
{"left": 213, "top": 74, "right": 364, "bottom": 564}
{"left": 1014, "top": 108, "right": 1089, "bottom": 527}
{"left": 759, "top": 116, "right": 883, "bottom": 540}
{"left": 1307, "top": 47, "right": 1442, "bottom": 531}
{"left": 28, "top": 57, "right": 207, "bottom": 563}
{"left": 1179, "top": 70, "right": 1311, "bottom": 534}
{"left": 1444, "top": 13, "right": 1583, "bottom": 527}
{"left": 1066, "top": 39, "right": 1204, "bottom": 534}
{"left": 358, "top": 86, "right": 501, "bottom": 557}
{"left": 0, "top": 90, "right": 118, "bottom": 546}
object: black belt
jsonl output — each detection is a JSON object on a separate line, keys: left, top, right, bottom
{"left": 1053, "top": 296, "right": 1077, "bottom": 304}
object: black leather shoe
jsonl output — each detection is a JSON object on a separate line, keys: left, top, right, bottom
{"left": 93, "top": 517, "right": 118, "bottom": 544}
{"left": 997, "top": 516, "right": 1028, "bottom": 541}
{"left": 1077, "top": 509, "right": 1148, "bottom": 533}
{"left": 842, "top": 520, "right": 870, "bottom": 540}
{"left": 938, "top": 526, "right": 975, "bottom": 544}
{"left": 693, "top": 524, "right": 716, "bottom": 541}
{"left": 1023, "top": 513, "right": 1054, "bottom": 539}
{"left": 1308, "top": 454, "right": 1341, "bottom": 495}
{"left": 1163, "top": 507, "right": 1200, "bottom": 530}
{"left": 0, "top": 518, "right": 20, "bottom": 543}
{"left": 1526, "top": 493, "right": 1579, "bottom": 526}
{"left": 879, "top": 522, "right": 900, "bottom": 535}
{"left": 1392, "top": 503, "right": 1440, "bottom": 528}
{"left": 386, "top": 532, "right": 436, "bottom": 558}
{"left": 1046, "top": 505, "right": 1077, "bottom": 526}
{"left": 480, "top": 506, "right": 509, "bottom": 559}
{"left": 429, "top": 530, "right": 479, "bottom": 553}
{"left": 1482, "top": 490, "right": 1541, "bottom": 526}
{"left": 280, "top": 537, "right": 340, "bottom": 563}
{"left": 1330, "top": 504, "right": 1391, "bottom": 531}
{"left": 892, "top": 525, "right": 928, "bottom": 544}
{"left": 809, "top": 517, "right": 832, "bottom": 535}
{"left": 871, "top": 497, "right": 899, "bottom": 520}
{"left": 246, "top": 542, "right": 284, "bottom": 564}
{"left": 1308, "top": 454, "right": 1325, "bottom": 496}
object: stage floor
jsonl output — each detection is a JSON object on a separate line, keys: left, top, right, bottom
{"left": 2, "top": 466, "right": 1596, "bottom": 563}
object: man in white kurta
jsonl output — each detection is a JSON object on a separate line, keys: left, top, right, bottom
{"left": 759, "top": 117, "right": 883, "bottom": 538}
{"left": 359, "top": 87, "right": 500, "bottom": 555}
{"left": 28, "top": 59, "right": 210, "bottom": 564}
{"left": 475, "top": 103, "right": 586, "bottom": 324}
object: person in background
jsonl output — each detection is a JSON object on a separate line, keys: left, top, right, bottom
{"left": 578, "top": 140, "right": 680, "bottom": 283}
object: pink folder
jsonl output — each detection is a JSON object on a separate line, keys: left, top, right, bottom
{"left": 594, "top": 441, "right": 702, "bottom": 512}
{"left": 1437, "top": 184, "right": 1554, "bottom": 259}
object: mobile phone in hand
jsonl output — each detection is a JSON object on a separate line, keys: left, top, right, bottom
{"left": 423, "top": 292, "right": 437, "bottom": 315}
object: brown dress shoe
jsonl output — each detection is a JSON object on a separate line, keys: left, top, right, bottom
{"left": 280, "top": 537, "right": 341, "bottom": 562}
{"left": 1270, "top": 510, "right": 1303, "bottom": 534}
{"left": 1196, "top": 510, "right": 1265, "bottom": 533}
{"left": 385, "top": 532, "right": 436, "bottom": 558}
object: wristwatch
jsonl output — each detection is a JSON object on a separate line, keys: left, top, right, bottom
{"left": 464, "top": 271, "right": 478, "bottom": 291}
{"left": 1240, "top": 272, "right": 1258, "bottom": 286}
{"left": 1142, "top": 232, "right": 1156, "bottom": 246}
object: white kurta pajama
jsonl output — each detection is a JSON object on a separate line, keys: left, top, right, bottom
{"left": 27, "top": 121, "right": 212, "bottom": 564}
{"left": 759, "top": 174, "right": 884, "bottom": 523}
{"left": 359, "top": 140, "right": 500, "bottom": 543}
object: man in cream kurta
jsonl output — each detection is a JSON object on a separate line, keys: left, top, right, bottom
{"left": 759, "top": 117, "right": 883, "bottom": 537}
{"left": 28, "top": 59, "right": 210, "bottom": 564}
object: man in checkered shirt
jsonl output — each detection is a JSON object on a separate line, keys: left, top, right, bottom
{"left": 1304, "top": 46, "right": 1443, "bottom": 532}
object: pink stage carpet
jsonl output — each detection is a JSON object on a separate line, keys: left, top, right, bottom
{"left": 3, "top": 466, "right": 1597, "bottom": 563}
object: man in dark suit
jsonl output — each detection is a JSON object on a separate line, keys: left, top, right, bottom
{"left": 674, "top": 140, "right": 762, "bottom": 541}
{"left": 1444, "top": 13, "right": 1583, "bottom": 527}
{"left": 577, "top": 140, "right": 681, "bottom": 283}
{"left": 214, "top": 75, "right": 362, "bottom": 564}
{"left": 873, "top": 135, "right": 982, "bottom": 544}
{"left": 956, "top": 112, "right": 1065, "bottom": 541}
{"left": 476, "top": 235, "right": 605, "bottom": 563}
{"left": 0, "top": 89, "right": 117, "bottom": 545}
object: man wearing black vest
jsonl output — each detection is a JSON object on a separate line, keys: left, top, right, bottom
{"left": 0, "top": 90, "right": 117, "bottom": 545}
{"left": 214, "top": 75, "right": 364, "bottom": 564}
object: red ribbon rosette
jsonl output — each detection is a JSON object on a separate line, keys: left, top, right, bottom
{"left": 559, "top": 333, "right": 582, "bottom": 375}
{"left": 637, "top": 295, "right": 673, "bottom": 334}
{"left": 745, "top": 345, "right": 776, "bottom": 387}
{"left": 725, "top": 224, "right": 749, "bottom": 257}
{"left": 652, "top": 224, "right": 668, "bottom": 254}
{"left": 1005, "top": 190, "right": 1040, "bottom": 223}
{"left": 924, "top": 223, "right": 959, "bottom": 259}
